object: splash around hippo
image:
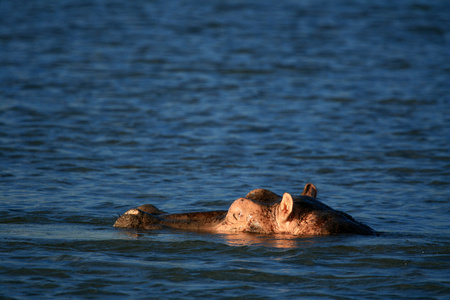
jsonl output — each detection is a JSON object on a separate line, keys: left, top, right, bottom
{"left": 114, "top": 183, "right": 375, "bottom": 236}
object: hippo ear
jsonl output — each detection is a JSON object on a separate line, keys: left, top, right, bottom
{"left": 279, "top": 193, "right": 294, "bottom": 222}
{"left": 301, "top": 183, "right": 317, "bottom": 198}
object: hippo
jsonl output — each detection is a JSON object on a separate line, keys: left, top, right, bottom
{"left": 114, "top": 183, "right": 375, "bottom": 236}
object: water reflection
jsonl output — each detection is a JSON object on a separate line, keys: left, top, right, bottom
{"left": 219, "top": 232, "right": 318, "bottom": 249}
{"left": 115, "top": 227, "right": 319, "bottom": 248}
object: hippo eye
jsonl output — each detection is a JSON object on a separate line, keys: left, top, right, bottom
{"left": 233, "top": 213, "right": 240, "bottom": 220}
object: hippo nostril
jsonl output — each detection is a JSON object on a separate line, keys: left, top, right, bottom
{"left": 125, "top": 209, "right": 140, "bottom": 215}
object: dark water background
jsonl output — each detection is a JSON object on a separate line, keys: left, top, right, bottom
{"left": 1, "top": 0, "right": 449, "bottom": 298}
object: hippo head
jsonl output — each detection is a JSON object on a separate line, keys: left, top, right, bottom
{"left": 222, "top": 193, "right": 301, "bottom": 234}
{"left": 221, "top": 193, "right": 374, "bottom": 236}
{"left": 223, "top": 196, "right": 274, "bottom": 233}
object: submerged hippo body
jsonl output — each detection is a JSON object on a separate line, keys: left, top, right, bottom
{"left": 114, "top": 183, "right": 375, "bottom": 236}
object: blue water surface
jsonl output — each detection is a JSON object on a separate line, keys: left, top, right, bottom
{"left": 1, "top": 0, "right": 449, "bottom": 299}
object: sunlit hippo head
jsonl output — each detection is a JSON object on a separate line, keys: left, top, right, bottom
{"left": 223, "top": 197, "right": 274, "bottom": 233}
{"left": 220, "top": 192, "right": 374, "bottom": 236}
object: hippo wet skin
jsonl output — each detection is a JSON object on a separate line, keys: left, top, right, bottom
{"left": 114, "top": 183, "right": 375, "bottom": 236}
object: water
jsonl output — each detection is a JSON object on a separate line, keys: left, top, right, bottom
{"left": 1, "top": 0, "right": 449, "bottom": 298}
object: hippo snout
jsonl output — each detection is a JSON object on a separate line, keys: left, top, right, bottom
{"left": 114, "top": 208, "right": 161, "bottom": 229}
